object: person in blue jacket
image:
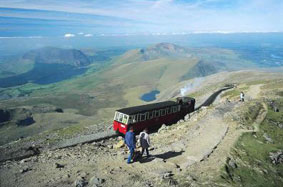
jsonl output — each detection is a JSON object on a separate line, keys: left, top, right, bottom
{"left": 125, "top": 126, "right": 136, "bottom": 164}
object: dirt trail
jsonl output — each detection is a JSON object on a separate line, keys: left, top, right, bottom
{"left": 164, "top": 105, "right": 232, "bottom": 168}
{"left": 183, "top": 84, "right": 267, "bottom": 184}
{"left": 246, "top": 84, "right": 263, "bottom": 100}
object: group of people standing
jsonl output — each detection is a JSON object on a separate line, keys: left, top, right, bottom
{"left": 124, "top": 126, "right": 150, "bottom": 164}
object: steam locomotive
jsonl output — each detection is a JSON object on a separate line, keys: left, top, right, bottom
{"left": 113, "top": 97, "right": 195, "bottom": 134}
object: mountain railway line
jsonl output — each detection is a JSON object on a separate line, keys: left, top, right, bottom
{"left": 0, "top": 85, "right": 233, "bottom": 163}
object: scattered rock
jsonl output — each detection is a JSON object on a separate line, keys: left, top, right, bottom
{"left": 79, "top": 172, "right": 88, "bottom": 178}
{"left": 263, "top": 133, "right": 273, "bottom": 143}
{"left": 269, "top": 150, "right": 283, "bottom": 165}
{"left": 186, "top": 175, "right": 197, "bottom": 181}
{"left": 269, "top": 119, "right": 283, "bottom": 129}
{"left": 168, "top": 178, "right": 178, "bottom": 186}
{"left": 63, "top": 174, "right": 71, "bottom": 179}
{"left": 184, "top": 114, "right": 190, "bottom": 121}
{"left": 144, "top": 181, "right": 154, "bottom": 187}
{"left": 227, "top": 158, "right": 237, "bottom": 169}
{"left": 89, "top": 176, "right": 105, "bottom": 186}
{"left": 55, "top": 163, "right": 65, "bottom": 168}
{"left": 26, "top": 145, "right": 41, "bottom": 155}
{"left": 20, "top": 167, "right": 31, "bottom": 173}
{"left": 55, "top": 155, "right": 62, "bottom": 159}
{"left": 158, "top": 124, "right": 168, "bottom": 133}
{"left": 74, "top": 176, "right": 88, "bottom": 187}
{"left": 162, "top": 171, "right": 174, "bottom": 179}
{"left": 114, "top": 140, "right": 125, "bottom": 149}
{"left": 20, "top": 157, "right": 32, "bottom": 164}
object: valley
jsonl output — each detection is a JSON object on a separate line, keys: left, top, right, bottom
{"left": 0, "top": 40, "right": 283, "bottom": 187}
{"left": 0, "top": 42, "right": 282, "bottom": 146}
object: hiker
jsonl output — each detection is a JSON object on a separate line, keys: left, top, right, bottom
{"left": 139, "top": 128, "right": 150, "bottom": 157}
{"left": 240, "top": 91, "right": 245, "bottom": 102}
{"left": 125, "top": 126, "right": 136, "bottom": 164}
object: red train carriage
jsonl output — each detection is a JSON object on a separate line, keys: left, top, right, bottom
{"left": 113, "top": 97, "right": 195, "bottom": 134}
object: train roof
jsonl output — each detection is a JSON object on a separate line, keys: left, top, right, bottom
{"left": 117, "top": 101, "right": 179, "bottom": 115}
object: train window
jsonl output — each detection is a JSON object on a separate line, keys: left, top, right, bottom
{"left": 148, "top": 111, "right": 154, "bottom": 119}
{"left": 178, "top": 105, "right": 181, "bottom": 111}
{"left": 119, "top": 113, "right": 123, "bottom": 121}
{"left": 155, "top": 110, "right": 160, "bottom": 117}
{"left": 145, "top": 112, "right": 149, "bottom": 120}
{"left": 140, "top": 113, "right": 146, "bottom": 121}
{"left": 122, "top": 115, "right": 128, "bottom": 124}
{"left": 173, "top": 106, "right": 178, "bottom": 113}
{"left": 128, "top": 116, "right": 133, "bottom": 124}
{"left": 161, "top": 109, "right": 166, "bottom": 116}
{"left": 134, "top": 114, "right": 139, "bottom": 122}
{"left": 166, "top": 108, "right": 171, "bottom": 114}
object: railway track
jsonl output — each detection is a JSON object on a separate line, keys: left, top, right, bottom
{"left": 55, "top": 85, "right": 234, "bottom": 149}
{"left": 0, "top": 85, "right": 233, "bottom": 162}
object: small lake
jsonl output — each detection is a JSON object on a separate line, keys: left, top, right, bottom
{"left": 140, "top": 90, "right": 160, "bottom": 102}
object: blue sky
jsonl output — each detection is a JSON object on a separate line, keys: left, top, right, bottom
{"left": 0, "top": 0, "right": 283, "bottom": 37}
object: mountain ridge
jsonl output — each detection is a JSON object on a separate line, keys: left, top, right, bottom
{"left": 23, "top": 47, "right": 91, "bottom": 67}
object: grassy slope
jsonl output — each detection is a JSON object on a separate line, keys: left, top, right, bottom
{"left": 0, "top": 58, "right": 34, "bottom": 75}
{"left": 218, "top": 80, "right": 283, "bottom": 187}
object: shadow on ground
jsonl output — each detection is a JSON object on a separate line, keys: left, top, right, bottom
{"left": 138, "top": 150, "right": 184, "bottom": 163}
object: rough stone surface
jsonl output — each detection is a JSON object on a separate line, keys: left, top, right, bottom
{"left": 269, "top": 150, "right": 283, "bottom": 165}
{"left": 74, "top": 176, "right": 88, "bottom": 187}
{"left": 158, "top": 124, "right": 168, "bottom": 133}
{"left": 89, "top": 176, "right": 105, "bottom": 186}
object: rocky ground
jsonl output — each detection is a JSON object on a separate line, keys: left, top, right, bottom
{"left": 1, "top": 72, "right": 283, "bottom": 187}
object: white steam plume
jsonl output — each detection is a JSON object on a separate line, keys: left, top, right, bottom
{"left": 180, "top": 78, "right": 204, "bottom": 96}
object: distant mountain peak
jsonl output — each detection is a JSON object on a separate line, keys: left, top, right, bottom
{"left": 139, "top": 43, "right": 191, "bottom": 61}
{"left": 23, "top": 47, "right": 90, "bottom": 67}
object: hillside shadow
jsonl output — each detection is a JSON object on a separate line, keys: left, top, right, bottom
{"left": 0, "top": 64, "right": 88, "bottom": 88}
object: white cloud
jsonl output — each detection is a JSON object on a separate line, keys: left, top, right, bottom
{"left": 78, "top": 32, "right": 84, "bottom": 35}
{"left": 64, "top": 33, "right": 75, "bottom": 38}
{"left": 84, "top": 34, "right": 93, "bottom": 37}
